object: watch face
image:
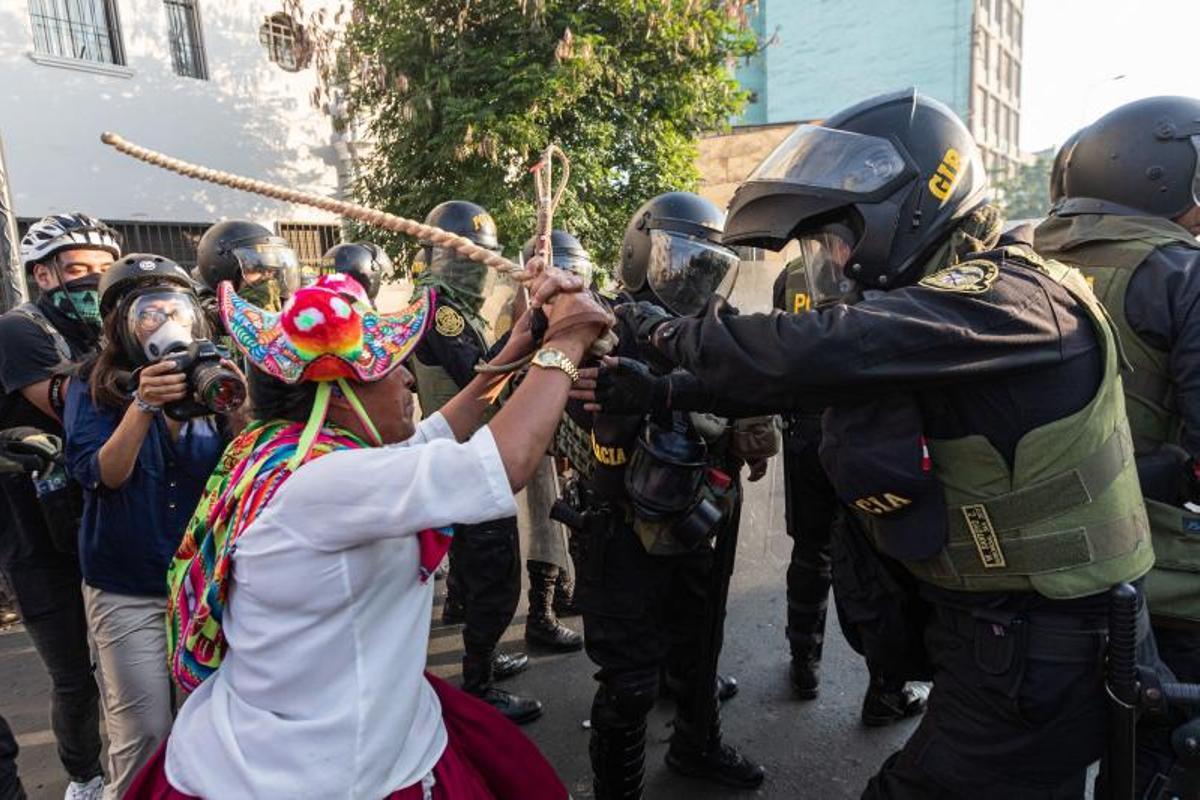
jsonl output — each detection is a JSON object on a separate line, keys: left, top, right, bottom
{"left": 536, "top": 349, "right": 557, "bottom": 366}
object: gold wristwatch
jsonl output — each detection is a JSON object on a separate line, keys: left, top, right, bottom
{"left": 531, "top": 347, "right": 579, "bottom": 383}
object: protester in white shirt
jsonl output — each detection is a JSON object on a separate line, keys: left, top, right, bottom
{"left": 123, "top": 266, "right": 610, "bottom": 800}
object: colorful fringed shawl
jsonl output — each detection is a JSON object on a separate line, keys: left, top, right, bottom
{"left": 166, "top": 419, "right": 453, "bottom": 692}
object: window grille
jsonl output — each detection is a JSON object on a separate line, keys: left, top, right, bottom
{"left": 164, "top": 0, "right": 207, "bottom": 80}
{"left": 28, "top": 0, "right": 125, "bottom": 65}
{"left": 277, "top": 222, "right": 341, "bottom": 271}
{"left": 259, "top": 12, "right": 310, "bottom": 72}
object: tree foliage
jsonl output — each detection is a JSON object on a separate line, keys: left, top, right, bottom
{"left": 992, "top": 149, "right": 1054, "bottom": 222}
{"left": 324, "top": 0, "right": 758, "bottom": 272}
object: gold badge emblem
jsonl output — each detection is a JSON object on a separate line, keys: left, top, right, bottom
{"left": 918, "top": 260, "right": 999, "bottom": 295}
{"left": 435, "top": 305, "right": 466, "bottom": 337}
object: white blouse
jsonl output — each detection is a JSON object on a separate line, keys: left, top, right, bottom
{"left": 166, "top": 413, "right": 518, "bottom": 799}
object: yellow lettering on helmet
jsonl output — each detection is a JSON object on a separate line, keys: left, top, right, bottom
{"left": 928, "top": 147, "right": 962, "bottom": 204}
{"left": 792, "top": 292, "right": 811, "bottom": 313}
{"left": 854, "top": 493, "right": 913, "bottom": 516}
{"left": 471, "top": 213, "right": 494, "bottom": 232}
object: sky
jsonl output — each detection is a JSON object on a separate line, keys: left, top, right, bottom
{"left": 1021, "top": 0, "right": 1200, "bottom": 153}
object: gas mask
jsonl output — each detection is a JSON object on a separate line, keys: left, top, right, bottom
{"left": 125, "top": 290, "right": 207, "bottom": 364}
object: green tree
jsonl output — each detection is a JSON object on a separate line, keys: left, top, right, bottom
{"left": 334, "top": 0, "right": 759, "bottom": 272}
{"left": 992, "top": 149, "right": 1054, "bottom": 221}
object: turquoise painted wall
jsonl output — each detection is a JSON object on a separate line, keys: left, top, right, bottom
{"left": 738, "top": 0, "right": 975, "bottom": 125}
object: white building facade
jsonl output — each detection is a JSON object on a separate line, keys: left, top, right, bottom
{"left": 0, "top": 0, "right": 347, "bottom": 265}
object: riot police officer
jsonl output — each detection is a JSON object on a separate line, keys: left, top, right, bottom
{"left": 518, "top": 230, "right": 591, "bottom": 653}
{"left": 613, "top": 90, "right": 1164, "bottom": 798}
{"left": 408, "top": 200, "right": 540, "bottom": 723}
{"left": 560, "top": 192, "right": 764, "bottom": 798}
{"left": 1034, "top": 97, "right": 1200, "bottom": 692}
{"left": 772, "top": 260, "right": 928, "bottom": 725}
{"left": 195, "top": 220, "right": 300, "bottom": 312}
{"left": 318, "top": 241, "right": 390, "bottom": 304}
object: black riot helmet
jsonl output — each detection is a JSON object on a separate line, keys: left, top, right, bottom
{"left": 723, "top": 89, "right": 990, "bottom": 293}
{"left": 195, "top": 220, "right": 301, "bottom": 310}
{"left": 521, "top": 229, "right": 594, "bottom": 285}
{"left": 319, "top": 242, "right": 390, "bottom": 300}
{"left": 619, "top": 191, "right": 740, "bottom": 316}
{"left": 420, "top": 201, "right": 499, "bottom": 300}
{"left": 1049, "top": 127, "right": 1085, "bottom": 208}
{"left": 1060, "top": 96, "right": 1200, "bottom": 219}
{"left": 99, "top": 253, "right": 209, "bottom": 366}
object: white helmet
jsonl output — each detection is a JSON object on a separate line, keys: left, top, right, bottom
{"left": 20, "top": 213, "right": 121, "bottom": 270}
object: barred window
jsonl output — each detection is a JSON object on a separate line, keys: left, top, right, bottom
{"left": 164, "top": 0, "right": 207, "bottom": 80}
{"left": 28, "top": 0, "right": 125, "bottom": 65}
{"left": 277, "top": 222, "right": 341, "bottom": 273}
{"left": 259, "top": 12, "right": 310, "bottom": 72}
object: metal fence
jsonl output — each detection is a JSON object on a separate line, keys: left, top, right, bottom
{"left": 277, "top": 222, "right": 342, "bottom": 269}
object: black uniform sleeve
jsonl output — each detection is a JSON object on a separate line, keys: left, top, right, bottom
{"left": 416, "top": 326, "right": 486, "bottom": 390}
{"left": 0, "top": 313, "right": 64, "bottom": 394}
{"left": 1124, "top": 245, "right": 1200, "bottom": 455}
{"left": 653, "top": 265, "right": 1091, "bottom": 411}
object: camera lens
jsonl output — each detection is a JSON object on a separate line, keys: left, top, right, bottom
{"left": 192, "top": 362, "right": 246, "bottom": 413}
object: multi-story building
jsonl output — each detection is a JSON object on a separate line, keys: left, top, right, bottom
{"left": 731, "top": 0, "right": 1025, "bottom": 176}
{"left": 0, "top": 0, "right": 348, "bottom": 270}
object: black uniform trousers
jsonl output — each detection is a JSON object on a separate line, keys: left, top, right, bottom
{"left": 0, "top": 714, "right": 23, "bottom": 800}
{"left": 577, "top": 520, "right": 719, "bottom": 739}
{"left": 864, "top": 597, "right": 1135, "bottom": 799}
{"left": 4, "top": 561, "right": 103, "bottom": 784}
{"left": 780, "top": 419, "right": 836, "bottom": 665}
{"left": 450, "top": 516, "right": 522, "bottom": 686}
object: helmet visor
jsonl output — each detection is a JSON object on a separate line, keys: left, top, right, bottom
{"left": 429, "top": 248, "right": 492, "bottom": 301}
{"left": 232, "top": 244, "right": 301, "bottom": 298}
{"left": 126, "top": 290, "right": 209, "bottom": 361}
{"left": 796, "top": 225, "right": 859, "bottom": 308}
{"left": 646, "top": 230, "right": 740, "bottom": 316}
{"left": 1192, "top": 135, "right": 1200, "bottom": 208}
{"left": 750, "top": 124, "right": 910, "bottom": 196}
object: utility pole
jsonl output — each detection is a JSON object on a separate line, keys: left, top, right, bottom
{"left": 0, "top": 132, "right": 27, "bottom": 312}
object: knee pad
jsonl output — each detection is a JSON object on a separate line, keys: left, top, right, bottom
{"left": 594, "top": 671, "right": 658, "bottom": 725}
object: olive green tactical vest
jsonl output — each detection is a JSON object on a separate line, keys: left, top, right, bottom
{"left": 1036, "top": 215, "right": 1200, "bottom": 619}
{"left": 900, "top": 248, "right": 1153, "bottom": 599}
{"left": 411, "top": 301, "right": 495, "bottom": 419}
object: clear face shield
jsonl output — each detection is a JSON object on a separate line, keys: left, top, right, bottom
{"left": 232, "top": 243, "right": 301, "bottom": 310}
{"left": 794, "top": 224, "right": 859, "bottom": 308}
{"left": 126, "top": 290, "right": 210, "bottom": 361}
{"left": 428, "top": 247, "right": 492, "bottom": 304}
{"left": 750, "top": 124, "right": 910, "bottom": 194}
{"left": 646, "top": 230, "right": 741, "bottom": 316}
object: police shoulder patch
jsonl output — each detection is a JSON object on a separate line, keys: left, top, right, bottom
{"left": 917, "top": 260, "right": 999, "bottom": 295}
{"left": 435, "top": 305, "right": 465, "bottom": 337}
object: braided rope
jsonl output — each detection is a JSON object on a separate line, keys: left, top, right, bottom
{"left": 99, "top": 132, "right": 528, "bottom": 280}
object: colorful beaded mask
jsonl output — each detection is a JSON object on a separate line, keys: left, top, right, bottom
{"left": 220, "top": 273, "right": 431, "bottom": 384}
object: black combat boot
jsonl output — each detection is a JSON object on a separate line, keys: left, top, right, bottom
{"left": 525, "top": 562, "right": 583, "bottom": 652}
{"left": 462, "top": 651, "right": 543, "bottom": 725}
{"left": 491, "top": 651, "right": 529, "bottom": 680}
{"left": 590, "top": 721, "right": 646, "bottom": 800}
{"left": 790, "top": 657, "right": 820, "bottom": 700}
{"left": 861, "top": 675, "right": 928, "bottom": 727}
{"left": 665, "top": 713, "right": 765, "bottom": 790}
{"left": 552, "top": 570, "right": 579, "bottom": 617}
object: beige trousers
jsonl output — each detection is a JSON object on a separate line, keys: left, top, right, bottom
{"left": 82, "top": 585, "right": 173, "bottom": 800}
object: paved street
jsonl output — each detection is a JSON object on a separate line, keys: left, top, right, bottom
{"left": 0, "top": 461, "right": 918, "bottom": 799}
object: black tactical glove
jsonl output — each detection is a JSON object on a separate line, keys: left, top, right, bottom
{"left": 614, "top": 301, "right": 676, "bottom": 372}
{"left": 0, "top": 427, "right": 63, "bottom": 475}
{"left": 595, "top": 357, "right": 669, "bottom": 415}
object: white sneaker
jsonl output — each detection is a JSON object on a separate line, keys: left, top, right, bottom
{"left": 64, "top": 776, "right": 104, "bottom": 800}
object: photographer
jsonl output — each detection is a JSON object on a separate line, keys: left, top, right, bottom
{"left": 0, "top": 213, "right": 120, "bottom": 800}
{"left": 63, "top": 254, "right": 240, "bottom": 800}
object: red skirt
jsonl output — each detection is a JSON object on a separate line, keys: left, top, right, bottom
{"left": 124, "top": 672, "right": 567, "bottom": 800}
